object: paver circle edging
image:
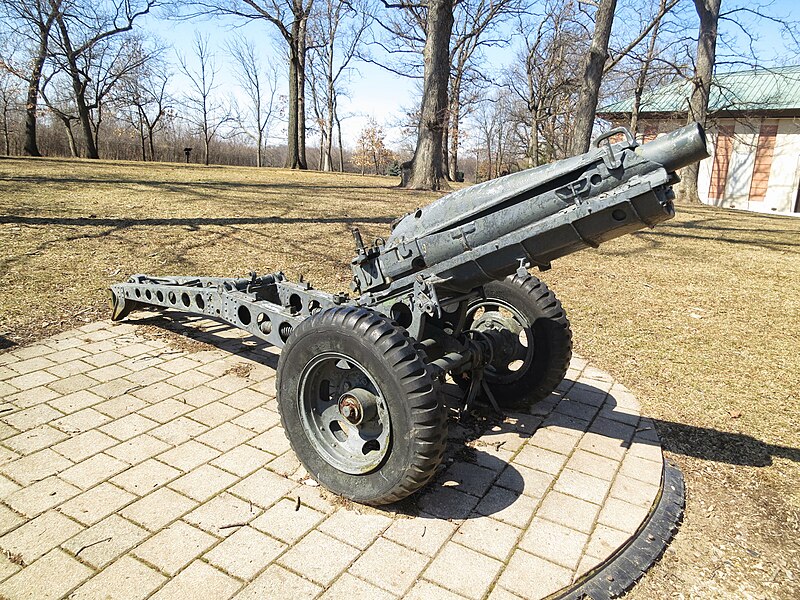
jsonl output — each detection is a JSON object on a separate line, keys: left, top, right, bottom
{"left": 555, "top": 460, "right": 686, "bottom": 600}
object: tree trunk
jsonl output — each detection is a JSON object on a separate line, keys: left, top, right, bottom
{"left": 447, "top": 81, "right": 460, "bottom": 180}
{"left": 322, "top": 122, "right": 333, "bottom": 171}
{"left": 630, "top": 0, "right": 666, "bottom": 136}
{"left": 323, "top": 74, "right": 335, "bottom": 171}
{"left": 2, "top": 106, "right": 10, "bottom": 155}
{"left": 23, "top": 47, "right": 48, "bottom": 156}
{"left": 528, "top": 109, "right": 540, "bottom": 167}
{"left": 73, "top": 81, "right": 98, "bottom": 158}
{"left": 336, "top": 113, "right": 344, "bottom": 171}
{"left": 139, "top": 119, "right": 146, "bottom": 161}
{"left": 569, "top": 0, "right": 617, "bottom": 155}
{"left": 54, "top": 13, "right": 99, "bottom": 159}
{"left": 61, "top": 118, "right": 78, "bottom": 157}
{"left": 441, "top": 117, "right": 450, "bottom": 178}
{"left": 297, "top": 17, "right": 308, "bottom": 170}
{"left": 23, "top": 5, "right": 58, "bottom": 157}
{"left": 485, "top": 136, "right": 492, "bottom": 180}
{"left": 403, "top": 0, "right": 454, "bottom": 190}
{"left": 285, "top": 36, "right": 302, "bottom": 169}
{"left": 148, "top": 129, "right": 156, "bottom": 161}
{"left": 681, "top": 0, "right": 721, "bottom": 203}
{"left": 256, "top": 97, "right": 264, "bottom": 167}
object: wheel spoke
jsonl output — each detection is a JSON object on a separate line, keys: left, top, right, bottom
{"left": 319, "top": 404, "right": 342, "bottom": 430}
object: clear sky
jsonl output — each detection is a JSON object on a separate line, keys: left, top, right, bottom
{"left": 145, "top": 0, "right": 800, "bottom": 151}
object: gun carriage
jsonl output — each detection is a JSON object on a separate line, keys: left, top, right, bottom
{"left": 110, "top": 123, "right": 709, "bottom": 504}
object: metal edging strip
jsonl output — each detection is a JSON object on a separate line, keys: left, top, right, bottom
{"left": 554, "top": 459, "right": 686, "bottom": 600}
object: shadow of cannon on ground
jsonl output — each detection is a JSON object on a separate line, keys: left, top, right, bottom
{"left": 126, "top": 311, "right": 799, "bottom": 522}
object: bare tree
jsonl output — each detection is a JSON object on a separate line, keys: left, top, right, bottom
{"left": 352, "top": 118, "right": 391, "bottom": 174}
{"left": 89, "top": 35, "right": 155, "bottom": 152}
{"left": 376, "top": 0, "right": 521, "bottom": 187}
{"left": 177, "top": 33, "right": 229, "bottom": 165}
{"left": 626, "top": 0, "right": 670, "bottom": 135}
{"left": 39, "top": 69, "right": 80, "bottom": 155}
{"left": 45, "top": 0, "right": 156, "bottom": 158}
{"left": 307, "top": 0, "right": 369, "bottom": 171}
{"left": 118, "top": 55, "right": 171, "bottom": 160}
{"left": 0, "top": 68, "right": 22, "bottom": 154}
{"left": 0, "top": 0, "right": 62, "bottom": 156}
{"left": 588, "top": 0, "right": 684, "bottom": 136}
{"left": 507, "top": 0, "right": 585, "bottom": 167}
{"left": 603, "top": 0, "right": 680, "bottom": 76}
{"left": 389, "top": 0, "right": 454, "bottom": 190}
{"left": 40, "top": 29, "right": 154, "bottom": 157}
{"left": 678, "top": 0, "right": 721, "bottom": 202}
{"left": 183, "top": 0, "right": 314, "bottom": 169}
{"left": 445, "top": 0, "right": 521, "bottom": 180}
{"left": 228, "top": 38, "right": 280, "bottom": 167}
{"left": 472, "top": 89, "right": 521, "bottom": 180}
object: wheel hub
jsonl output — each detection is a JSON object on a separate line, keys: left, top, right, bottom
{"left": 297, "top": 353, "right": 391, "bottom": 475}
{"left": 477, "top": 314, "right": 523, "bottom": 363}
{"left": 465, "top": 301, "right": 534, "bottom": 385}
{"left": 337, "top": 388, "right": 377, "bottom": 426}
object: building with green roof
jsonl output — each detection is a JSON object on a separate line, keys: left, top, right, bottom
{"left": 598, "top": 67, "right": 800, "bottom": 215}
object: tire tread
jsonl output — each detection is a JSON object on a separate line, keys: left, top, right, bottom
{"left": 277, "top": 305, "right": 447, "bottom": 505}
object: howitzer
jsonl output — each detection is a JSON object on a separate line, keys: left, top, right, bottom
{"left": 110, "top": 122, "right": 709, "bottom": 504}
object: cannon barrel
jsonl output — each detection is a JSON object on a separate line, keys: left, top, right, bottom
{"left": 350, "top": 122, "right": 710, "bottom": 296}
{"left": 635, "top": 122, "right": 709, "bottom": 173}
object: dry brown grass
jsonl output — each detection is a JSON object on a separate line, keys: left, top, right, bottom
{"left": 1, "top": 155, "right": 798, "bottom": 597}
{"left": 0, "top": 155, "right": 440, "bottom": 344}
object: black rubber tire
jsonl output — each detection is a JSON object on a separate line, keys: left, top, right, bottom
{"left": 276, "top": 306, "right": 448, "bottom": 505}
{"left": 464, "top": 274, "right": 572, "bottom": 407}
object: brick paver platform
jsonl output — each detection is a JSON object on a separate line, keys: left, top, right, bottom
{"left": 0, "top": 316, "right": 664, "bottom": 600}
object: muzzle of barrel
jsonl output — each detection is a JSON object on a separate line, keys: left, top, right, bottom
{"left": 635, "top": 122, "right": 710, "bottom": 173}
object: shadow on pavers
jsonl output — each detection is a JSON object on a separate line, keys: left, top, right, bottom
{"left": 120, "top": 312, "right": 800, "bottom": 519}
{"left": 129, "top": 313, "right": 280, "bottom": 370}
{"left": 121, "top": 312, "right": 527, "bottom": 520}
{"left": 548, "top": 380, "right": 800, "bottom": 468}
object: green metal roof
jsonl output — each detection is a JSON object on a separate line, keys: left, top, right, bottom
{"left": 599, "top": 65, "right": 800, "bottom": 116}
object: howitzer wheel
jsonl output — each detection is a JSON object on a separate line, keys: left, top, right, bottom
{"left": 460, "top": 274, "right": 572, "bottom": 407}
{"left": 276, "top": 306, "right": 447, "bottom": 505}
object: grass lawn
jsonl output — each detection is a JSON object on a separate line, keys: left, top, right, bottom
{"left": 1, "top": 156, "right": 798, "bottom": 597}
